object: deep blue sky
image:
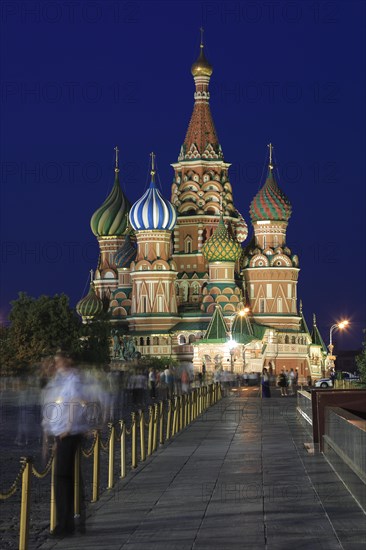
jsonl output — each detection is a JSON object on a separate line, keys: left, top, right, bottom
{"left": 0, "top": 0, "right": 365, "bottom": 350}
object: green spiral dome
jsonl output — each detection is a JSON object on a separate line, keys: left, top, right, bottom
{"left": 76, "top": 284, "right": 103, "bottom": 320}
{"left": 90, "top": 171, "right": 129, "bottom": 237}
{"left": 202, "top": 215, "right": 242, "bottom": 262}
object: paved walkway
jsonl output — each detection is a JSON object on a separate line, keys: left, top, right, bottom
{"left": 42, "top": 392, "right": 366, "bottom": 550}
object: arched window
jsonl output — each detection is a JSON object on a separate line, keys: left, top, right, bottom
{"left": 139, "top": 337, "right": 144, "bottom": 346}
{"left": 184, "top": 236, "right": 193, "bottom": 254}
{"left": 146, "top": 337, "right": 150, "bottom": 346}
{"left": 178, "top": 334, "right": 186, "bottom": 345}
{"left": 153, "top": 336, "right": 159, "bottom": 345}
{"left": 285, "top": 335, "right": 289, "bottom": 344}
{"left": 189, "top": 334, "right": 196, "bottom": 343}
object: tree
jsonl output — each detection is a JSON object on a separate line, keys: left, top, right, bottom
{"left": 3, "top": 292, "right": 81, "bottom": 370}
{"left": 77, "top": 313, "right": 111, "bottom": 365}
{"left": 356, "top": 329, "right": 366, "bottom": 383}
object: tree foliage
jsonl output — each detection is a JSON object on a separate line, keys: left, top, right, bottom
{"left": 356, "top": 329, "right": 366, "bottom": 383}
{"left": 0, "top": 292, "right": 81, "bottom": 371}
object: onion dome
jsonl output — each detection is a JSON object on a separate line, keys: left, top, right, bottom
{"left": 235, "top": 211, "right": 248, "bottom": 243}
{"left": 114, "top": 234, "right": 137, "bottom": 268}
{"left": 90, "top": 148, "right": 129, "bottom": 237}
{"left": 191, "top": 43, "right": 213, "bottom": 78}
{"left": 250, "top": 168, "right": 292, "bottom": 223}
{"left": 129, "top": 153, "right": 177, "bottom": 231}
{"left": 76, "top": 284, "right": 103, "bottom": 321}
{"left": 202, "top": 215, "right": 242, "bottom": 262}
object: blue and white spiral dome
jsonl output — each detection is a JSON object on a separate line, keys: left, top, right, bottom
{"left": 129, "top": 179, "right": 177, "bottom": 231}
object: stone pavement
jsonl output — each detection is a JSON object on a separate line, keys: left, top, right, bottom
{"left": 41, "top": 391, "right": 366, "bottom": 550}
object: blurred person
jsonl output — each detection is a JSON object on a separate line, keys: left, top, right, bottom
{"left": 288, "top": 368, "right": 295, "bottom": 396}
{"left": 278, "top": 368, "right": 288, "bottom": 396}
{"left": 261, "top": 368, "right": 271, "bottom": 398}
{"left": 181, "top": 368, "right": 190, "bottom": 394}
{"left": 42, "top": 351, "right": 96, "bottom": 537}
{"left": 148, "top": 368, "right": 156, "bottom": 399}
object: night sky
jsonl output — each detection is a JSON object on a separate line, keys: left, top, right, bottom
{"left": 0, "top": 1, "right": 365, "bottom": 350}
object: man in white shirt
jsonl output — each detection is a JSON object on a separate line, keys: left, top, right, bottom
{"left": 42, "top": 351, "right": 93, "bottom": 537}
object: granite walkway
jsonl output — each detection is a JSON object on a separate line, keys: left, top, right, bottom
{"left": 41, "top": 392, "right": 366, "bottom": 550}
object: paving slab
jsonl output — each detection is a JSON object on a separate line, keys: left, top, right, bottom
{"left": 40, "top": 393, "right": 366, "bottom": 550}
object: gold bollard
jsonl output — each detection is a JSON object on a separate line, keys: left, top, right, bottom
{"left": 153, "top": 404, "right": 158, "bottom": 452}
{"left": 131, "top": 413, "right": 137, "bottom": 469}
{"left": 172, "top": 397, "right": 178, "bottom": 436}
{"left": 139, "top": 410, "right": 146, "bottom": 462}
{"left": 147, "top": 406, "right": 153, "bottom": 456}
{"left": 74, "top": 445, "right": 80, "bottom": 516}
{"left": 108, "top": 424, "right": 115, "bottom": 489}
{"left": 120, "top": 421, "right": 126, "bottom": 478}
{"left": 159, "top": 401, "right": 164, "bottom": 445}
{"left": 179, "top": 395, "right": 183, "bottom": 432}
{"left": 92, "top": 432, "right": 100, "bottom": 502}
{"left": 19, "top": 457, "right": 32, "bottom": 550}
{"left": 50, "top": 455, "right": 56, "bottom": 533}
{"left": 166, "top": 400, "right": 172, "bottom": 440}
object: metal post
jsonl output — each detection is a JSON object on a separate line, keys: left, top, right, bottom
{"left": 120, "top": 421, "right": 126, "bottom": 479}
{"left": 153, "top": 404, "right": 158, "bottom": 452}
{"left": 131, "top": 413, "right": 137, "bottom": 469}
{"left": 166, "top": 400, "right": 172, "bottom": 440}
{"left": 50, "top": 455, "right": 56, "bottom": 533}
{"left": 159, "top": 401, "right": 164, "bottom": 445}
{"left": 172, "top": 397, "right": 178, "bottom": 436}
{"left": 139, "top": 410, "right": 146, "bottom": 462}
{"left": 19, "top": 457, "right": 32, "bottom": 550}
{"left": 147, "top": 406, "right": 153, "bottom": 456}
{"left": 107, "top": 424, "right": 115, "bottom": 489}
{"left": 179, "top": 395, "right": 183, "bottom": 432}
{"left": 92, "top": 432, "right": 100, "bottom": 502}
{"left": 74, "top": 445, "right": 80, "bottom": 516}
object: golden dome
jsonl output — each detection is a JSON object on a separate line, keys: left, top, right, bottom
{"left": 191, "top": 46, "right": 213, "bottom": 78}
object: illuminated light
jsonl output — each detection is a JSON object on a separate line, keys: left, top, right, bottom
{"left": 257, "top": 221, "right": 271, "bottom": 225}
{"left": 227, "top": 338, "right": 237, "bottom": 350}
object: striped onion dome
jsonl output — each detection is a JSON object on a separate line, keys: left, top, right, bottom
{"left": 250, "top": 169, "right": 292, "bottom": 223}
{"left": 129, "top": 178, "right": 177, "bottom": 231}
{"left": 91, "top": 170, "right": 129, "bottom": 237}
{"left": 76, "top": 284, "right": 103, "bottom": 320}
{"left": 202, "top": 215, "right": 242, "bottom": 262}
{"left": 235, "top": 211, "right": 248, "bottom": 243}
{"left": 114, "top": 234, "right": 137, "bottom": 268}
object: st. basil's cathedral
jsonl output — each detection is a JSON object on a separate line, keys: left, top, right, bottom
{"left": 76, "top": 39, "right": 327, "bottom": 383}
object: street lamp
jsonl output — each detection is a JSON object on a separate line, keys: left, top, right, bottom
{"left": 226, "top": 306, "right": 250, "bottom": 373}
{"left": 326, "top": 320, "right": 349, "bottom": 374}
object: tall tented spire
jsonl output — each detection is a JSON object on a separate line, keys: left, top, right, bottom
{"left": 311, "top": 314, "right": 327, "bottom": 352}
{"left": 179, "top": 30, "right": 222, "bottom": 161}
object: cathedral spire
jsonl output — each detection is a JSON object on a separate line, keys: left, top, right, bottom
{"left": 178, "top": 30, "right": 221, "bottom": 162}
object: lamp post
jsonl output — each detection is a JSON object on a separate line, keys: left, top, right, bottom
{"left": 326, "top": 320, "right": 349, "bottom": 375}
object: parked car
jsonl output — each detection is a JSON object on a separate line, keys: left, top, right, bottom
{"left": 341, "top": 372, "right": 360, "bottom": 382}
{"left": 314, "top": 378, "right": 333, "bottom": 388}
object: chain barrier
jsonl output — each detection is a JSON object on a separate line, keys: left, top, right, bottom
{"left": 31, "top": 451, "right": 54, "bottom": 479}
{"left": 2, "top": 383, "right": 222, "bottom": 550}
{"left": 100, "top": 423, "right": 113, "bottom": 452}
{"left": 0, "top": 458, "right": 27, "bottom": 500}
{"left": 81, "top": 430, "right": 98, "bottom": 458}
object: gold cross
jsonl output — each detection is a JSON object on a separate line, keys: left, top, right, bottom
{"left": 90, "top": 269, "right": 94, "bottom": 283}
{"left": 114, "top": 145, "right": 119, "bottom": 171}
{"left": 267, "top": 143, "right": 274, "bottom": 170}
{"left": 150, "top": 152, "right": 156, "bottom": 180}
{"left": 200, "top": 27, "right": 204, "bottom": 47}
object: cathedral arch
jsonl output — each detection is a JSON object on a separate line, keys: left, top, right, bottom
{"left": 178, "top": 334, "right": 186, "bottom": 345}
{"left": 270, "top": 254, "right": 292, "bottom": 267}
{"left": 250, "top": 254, "right": 269, "bottom": 268}
{"left": 188, "top": 334, "right": 196, "bottom": 343}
